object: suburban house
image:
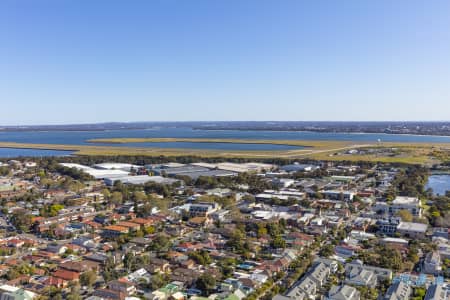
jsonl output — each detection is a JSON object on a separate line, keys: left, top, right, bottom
{"left": 424, "top": 284, "right": 448, "bottom": 300}
{"left": 384, "top": 281, "right": 412, "bottom": 300}
{"left": 423, "top": 252, "right": 442, "bottom": 275}
{"left": 396, "top": 222, "right": 428, "bottom": 239}
{"left": 326, "top": 285, "right": 360, "bottom": 300}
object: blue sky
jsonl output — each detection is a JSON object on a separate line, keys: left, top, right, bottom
{"left": 1, "top": 0, "right": 450, "bottom": 125}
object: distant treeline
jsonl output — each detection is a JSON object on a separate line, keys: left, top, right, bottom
{"left": 193, "top": 121, "right": 450, "bottom": 136}
{"left": 46, "top": 155, "right": 318, "bottom": 167}
{"left": 0, "top": 154, "right": 421, "bottom": 170}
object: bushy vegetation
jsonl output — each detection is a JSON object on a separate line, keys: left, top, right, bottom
{"left": 386, "top": 165, "right": 429, "bottom": 199}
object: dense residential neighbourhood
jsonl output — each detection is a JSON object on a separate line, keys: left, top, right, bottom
{"left": 3, "top": 0, "right": 450, "bottom": 299}
{"left": 0, "top": 156, "right": 449, "bottom": 300}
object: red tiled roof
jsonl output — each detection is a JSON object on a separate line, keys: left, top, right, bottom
{"left": 83, "top": 221, "right": 102, "bottom": 228}
{"left": 104, "top": 225, "right": 129, "bottom": 233}
{"left": 52, "top": 269, "right": 80, "bottom": 281}
{"left": 33, "top": 268, "right": 46, "bottom": 275}
{"left": 23, "top": 255, "right": 45, "bottom": 263}
{"left": 129, "top": 218, "right": 153, "bottom": 226}
{"left": 5, "top": 259, "right": 18, "bottom": 266}
{"left": 116, "top": 221, "right": 141, "bottom": 229}
{"left": 44, "top": 276, "right": 67, "bottom": 287}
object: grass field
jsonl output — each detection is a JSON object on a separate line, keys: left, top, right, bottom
{"left": 1, "top": 138, "right": 450, "bottom": 164}
{"left": 87, "top": 137, "right": 349, "bottom": 147}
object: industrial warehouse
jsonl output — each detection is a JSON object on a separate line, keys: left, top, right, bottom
{"left": 60, "top": 161, "right": 274, "bottom": 186}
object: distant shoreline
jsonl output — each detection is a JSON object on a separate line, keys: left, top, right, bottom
{"left": 0, "top": 121, "right": 450, "bottom": 137}
{"left": 1, "top": 127, "right": 450, "bottom": 137}
{"left": 1, "top": 121, "right": 450, "bottom": 136}
{"left": 191, "top": 127, "right": 450, "bottom": 137}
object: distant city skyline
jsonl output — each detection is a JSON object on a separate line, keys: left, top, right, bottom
{"left": 1, "top": 0, "right": 450, "bottom": 125}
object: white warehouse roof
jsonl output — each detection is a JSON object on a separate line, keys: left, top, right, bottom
{"left": 93, "top": 163, "right": 141, "bottom": 171}
{"left": 104, "top": 175, "right": 180, "bottom": 186}
{"left": 60, "top": 163, "right": 130, "bottom": 179}
{"left": 59, "top": 163, "right": 93, "bottom": 171}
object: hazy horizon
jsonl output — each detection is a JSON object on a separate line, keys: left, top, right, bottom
{"left": 2, "top": 120, "right": 450, "bottom": 127}
{"left": 2, "top": 0, "right": 450, "bottom": 124}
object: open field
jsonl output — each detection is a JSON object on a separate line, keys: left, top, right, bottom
{"left": 1, "top": 138, "right": 450, "bottom": 164}
{"left": 87, "top": 137, "right": 350, "bottom": 147}
{"left": 88, "top": 137, "right": 450, "bottom": 164}
{"left": 0, "top": 140, "right": 350, "bottom": 158}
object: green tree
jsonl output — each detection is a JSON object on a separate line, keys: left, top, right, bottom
{"left": 123, "top": 252, "right": 137, "bottom": 272}
{"left": 110, "top": 191, "right": 123, "bottom": 205}
{"left": 407, "top": 245, "right": 420, "bottom": 265}
{"left": 378, "top": 246, "right": 403, "bottom": 271}
{"left": 133, "top": 191, "right": 147, "bottom": 201}
{"left": 150, "top": 273, "right": 169, "bottom": 290}
{"left": 226, "top": 229, "right": 245, "bottom": 251}
{"left": 257, "top": 223, "right": 268, "bottom": 238}
{"left": 319, "top": 244, "right": 334, "bottom": 258}
{"left": 49, "top": 204, "right": 65, "bottom": 216}
{"left": 66, "top": 283, "right": 82, "bottom": 300}
{"left": 271, "top": 236, "right": 286, "bottom": 249}
{"left": 101, "top": 188, "right": 111, "bottom": 199}
{"left": 358, "top": 286, "right": 378, "bottom": 300}
{"left": 188, "top": 250, "right": 212, "bottom": 266}
{"left": 80, "top": 270, "right": 97, "bottom": 289}
{"left": 150, "top": 234, "right": 170, "bottom": 251}
{"left": 6, "top": 269, "right": 20, "bottom": 280}
{"left": 411, "top": 287, "right": 426, "bottom": 300}
{"left": 196, "top": 273, "right": 216, "bottom": 295}
{"left": 10, "top": 211, "right": 33, "bottom": 232}
{"left": 397, "top": 209, "right": 413, "bottom": 222}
